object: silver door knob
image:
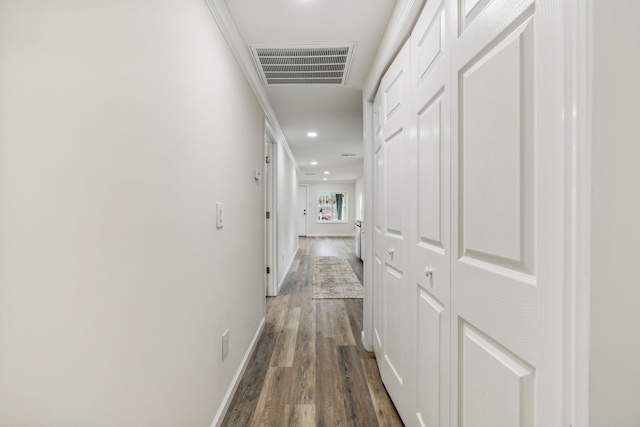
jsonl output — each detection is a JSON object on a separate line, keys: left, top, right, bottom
{"left": 388, "top": 248, "right": 395, "bottom": 255}
{"left": 424, "top": 267, "right": 433, "bottom": 277}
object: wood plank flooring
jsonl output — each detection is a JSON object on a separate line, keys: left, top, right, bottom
{"left": 222, "top": 237, "right": 403, "bottom": 427}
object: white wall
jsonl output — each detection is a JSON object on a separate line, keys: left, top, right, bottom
{"left": 276, "top": 142, "right": 299, "bottom": 288}
{"left": 302, "top": 182, "right": 356, "bottom": 236}
{"left": 589, "top": 0, "right": 640, "bottom": 424}
{"left": 0, "top": 1, "right": 265, "bottom": 426}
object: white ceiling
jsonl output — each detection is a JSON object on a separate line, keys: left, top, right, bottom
{"left": 226, "top": 0, "right": 397, "bottom": 182}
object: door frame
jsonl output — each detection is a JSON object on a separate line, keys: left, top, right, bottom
{"left": 264, "top": 120, "right": 279, "bottom": 297}
{"left": 562, "top": 0, "right": 592, "bottom": 425}
{"left": 297, "top": 184, "right": 308, "bottom": 237}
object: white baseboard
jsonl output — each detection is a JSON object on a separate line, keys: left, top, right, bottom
{"left": 306, "top": 234, "right": 356, "bottom": 237}
{"left": 362, "top": 330, "right": 373, "bottom": 352}
{"left": 277, "top": 245, "right": 300, "bottom": 293}
{"left": 210, "top": 316, "right": 266, "bottom": 427}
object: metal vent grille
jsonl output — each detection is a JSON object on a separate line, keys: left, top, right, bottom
{"left": 250, "top": 43, "right": 355, "bottom": 86}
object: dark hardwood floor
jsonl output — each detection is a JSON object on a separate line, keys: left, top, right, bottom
{"left": 222, "top": 237, "right": 403, "bottom": 427}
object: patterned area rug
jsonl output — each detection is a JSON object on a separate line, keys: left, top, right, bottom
{"left": 313, "top": 256, "right": 364, "bottom": 299}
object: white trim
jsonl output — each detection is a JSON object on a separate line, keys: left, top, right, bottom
{"left": 203, "top": 0, "right": 298, "bottom": 171}
{"left": 362, "top": 100, "right": 374, "bottom": 352}
{"left": 263, "top": 122, "right": 270, "bottom": 297}
{"left": 210, "top": 317, "right": 266, "bottom": 427}
{"left": 277, "top": 245, "right": 300, "bottom": 292}
{"left": 298, "top": 184, "right": 309, "bottom": 237}
{"left": 265, "top": 129, "right": 278, "bottom": 297}
{"left": 306, "top": 234, "right": 356, "bottom": 238}
{"left": 564, "top": 0, "right": 592, "bottom": 425}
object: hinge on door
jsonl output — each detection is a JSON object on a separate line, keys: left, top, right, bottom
{"left": 266, "top": 267, "right": 270, "bottom": 274}
{"left": 266, "top": 211, "right": 271, "bottom": 219}
{"left": 265, "top": 156, "right": 271, "bottom": 164}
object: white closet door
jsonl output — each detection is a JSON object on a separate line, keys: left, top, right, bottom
{"left": 410, "top": 0, "right": 451, "bottom": 425}
{"left": 449, "top": 0, "right": 562, "bottom": 425}
{"left": 373, "top": 41, "right": 412, "bottom": 414}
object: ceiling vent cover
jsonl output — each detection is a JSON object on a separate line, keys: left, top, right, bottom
{"left": 249, "top": 43, "right": 355, "bottom": 86}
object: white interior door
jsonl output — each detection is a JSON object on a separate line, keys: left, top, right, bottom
{"left": 449, "top": 0, "right": 562, "bottom": 424}
{"left": 373, "top": 40, "right": 413, "bottom": 418}
{"left": 297, "top": 185, "right": 307, "bottom": 236}
{"left": 410, "top": 0, "right": 451, "bottom": 425}
{"left": 370, "top": 0, "right": 565, "bottom": 425}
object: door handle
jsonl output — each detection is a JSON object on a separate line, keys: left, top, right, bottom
{"left": 388, "top": 248, "right": 395, "bottom": 255}
{"left": 424, "top": 267, "right": 433, "bottom": 277}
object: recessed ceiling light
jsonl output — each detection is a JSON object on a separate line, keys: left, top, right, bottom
{"left": 324, "top": 171, "right": 330, "bottom": 174}
{"left": 307, "top": 132, "right": 318, "bottom": 137}
{"left": 323, "top": 178, "right": 328, "bottom": 181}
{"left": 311, "top": 161, "right": 318, "bottom": 165}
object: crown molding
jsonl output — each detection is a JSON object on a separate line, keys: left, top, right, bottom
{"left": 362, "top": 0, "right": 427, "bottom": 102}
{"left": 203, "top": 0, "right": 299, "bottom": 171}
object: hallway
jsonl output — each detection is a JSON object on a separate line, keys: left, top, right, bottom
{"left": 222, "top": 237, "right": 403, "bottom": 426}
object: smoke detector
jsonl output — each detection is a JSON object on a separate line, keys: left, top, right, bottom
{"left": 249, "top": 43, "right": 356, "bottom": 86}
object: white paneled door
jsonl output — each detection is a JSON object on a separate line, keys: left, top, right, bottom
{"left": 450, "top": 1, "right": 542, "bottom": 426}
{"left": 373, "top": 41, "right": 413, "bottom": 418}
{"left": 371, "top": 0, "right": 564, "bottom": 425}
{"left": 410, "top": 0, "right": 451, "bottom": 425}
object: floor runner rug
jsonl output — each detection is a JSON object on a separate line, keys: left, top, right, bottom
{"left": 312, "top": 256, "right": 364, "bottom": 299}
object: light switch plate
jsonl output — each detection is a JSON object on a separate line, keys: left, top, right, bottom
{"left": 222, "top": 329, "right": 229, "bottom": 360}
{"left": 216, "top": 202, "right": 223, "bottom": 228}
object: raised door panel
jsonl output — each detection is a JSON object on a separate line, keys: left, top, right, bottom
{"left": 459, "top": 19, "right": 534, "bottom": 275}
{"left": 383, "top": 265, "right": 404, "bottom": 383}
{"left": 417, "top": 93, "right": 443, "bottom": 248}
{"left": 416, "top": 288, "right": 445, "bottom": 427}
{"left": 385, "top": 132, "right": 404, "bottom": 237}
{"left": 460, "top": 324, "right": 534, "bottom": 427}
{"left": 450, "top": 1, "right": 541, "bottom": 426}
{"left": 383, "top": 71, "right": 406, "bottom": 141}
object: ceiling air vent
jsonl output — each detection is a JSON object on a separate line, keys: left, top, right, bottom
{"left": 249, "top": 43, "right": 355, "bottom": 86}
{"left": 341, "top": 153, "right": 357, "bottom": 157}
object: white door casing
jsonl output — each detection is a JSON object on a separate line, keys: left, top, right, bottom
{"left": 297, "top": 185, "right": 307, "bottom": 236}
{"left": 264, "top": 126, "right": 279, "bottom": 297}
{"left": 372, "top": 87, "right": 383, "bottom": 355}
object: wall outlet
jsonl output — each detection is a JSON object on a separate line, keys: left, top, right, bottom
{"left": 222, "top": 329, "right": 229, "bottom": 360}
